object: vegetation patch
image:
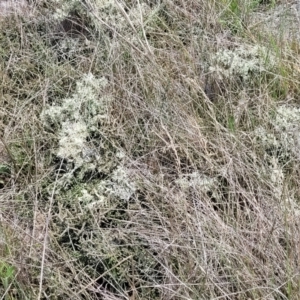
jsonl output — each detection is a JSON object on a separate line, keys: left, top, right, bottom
{"left": 1, "top": 0, "right": 300, "bottom": 299}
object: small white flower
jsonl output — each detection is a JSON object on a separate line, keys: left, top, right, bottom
{"left": 210, "top": 45, "right": 276, "bottom": 81}
{"left": 41, "top": 73, "right": 111, "bottom": 169}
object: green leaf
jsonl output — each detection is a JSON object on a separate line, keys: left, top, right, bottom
{"left": 0, "top": 164, "right": 10, "bottom": 176}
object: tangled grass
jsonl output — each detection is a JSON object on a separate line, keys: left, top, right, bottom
{"left": 1, "top": 0, "right": 300, "bottom": 299}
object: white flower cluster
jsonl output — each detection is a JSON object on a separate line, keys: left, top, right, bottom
{"left": 175, "top": 171, "right": 220, "bottom": 200}
{"left": 42, "top": 74, "right": 136, "bottom": 204}
{"left": 77, "top": 164, "right": 136, "bottom": 210}
{"left": 274, "top": 105, "right": 300, "bottom": 131}
{"left": 92, "top": 1, "right": 153, "bottom": 39}
{"left": 52, "top": 0, "right": 81, "bottom": 21}
{"left": 255, "top": 104, "right": 300, "bottom": 159}
{"left": 78, "top": 188, "right": 94, "bottom": 204}
{"left": 57, "top": 121, "right": 88, "bottom": 167}
{"left": 254, "top": 126, "right": 279, "bottom": 148}
{"left": 106, "top": 166, "right": 137, "bottom": 201}
{"left": 58, "top": 37, "right": 81, "bottom": 55}
{"left": 209, "top": 45, "right": 276, "bottom": 81}
{"left": 273, "top": 105, "right": 300, "bottom": 159}
{"left": 42, "top": 73, "right": 109, "bottom": 168}
{"left": 255, "top": 104, "right": 300, "bottom": 209}
{"left": 269, "top": 156, "right": 284, "bottom": 200}
{"left": 268, "top": 155, "right": 299, "bottom": 214}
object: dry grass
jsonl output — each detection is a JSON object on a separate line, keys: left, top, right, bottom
{"left": 1, "top": 0, "right": 300, "bottom": 299}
